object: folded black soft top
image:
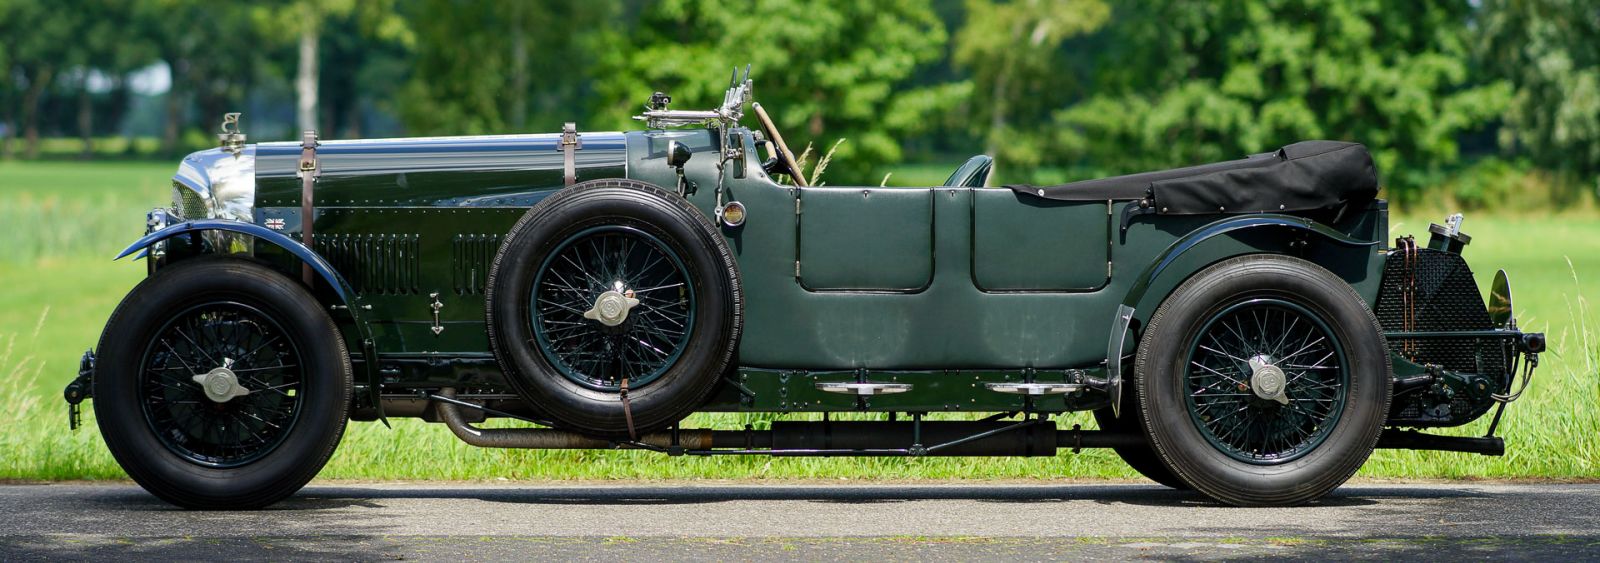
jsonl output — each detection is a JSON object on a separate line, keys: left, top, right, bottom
{"left": 1006, "top": 141, "right": 1379, "bottom": 218}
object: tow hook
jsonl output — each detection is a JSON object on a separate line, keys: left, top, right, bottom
{"left": 64, "top": 350, "right": 95, "bottom": 430}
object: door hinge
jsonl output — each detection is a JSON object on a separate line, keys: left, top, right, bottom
{"left": 795, "top": 198, "right": 802, "bottom": 215}
{"left": 1107, "top": 261, "right": 1113, "bottom": 278}
{"left": 794, "top": 261, "right": 801, "bottom": 277}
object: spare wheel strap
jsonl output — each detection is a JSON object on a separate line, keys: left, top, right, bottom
{"left": 620, "top": 377, "right": 637, "bottom": 441}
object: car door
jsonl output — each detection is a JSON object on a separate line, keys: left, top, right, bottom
{"left": 796, "top": 186, "right": 934, "bottom": 292}
{"left": 969, "top": 188, "right": 1111, "bottom": 292}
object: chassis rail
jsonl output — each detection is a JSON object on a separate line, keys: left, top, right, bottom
{"left": 428, "top": 389, "right": 1504, "bottom": 458}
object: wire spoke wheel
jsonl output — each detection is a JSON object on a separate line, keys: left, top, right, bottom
{"left": 1184, "top": 298, "right": 1348, "bottom": 465}
{"left": 531, "top": 225, "right": 695, "bottom": 391}
{"left": 490, "top": 180, "right": 741, "bottom": 435}
{"left": 138, "top": 301, "right": 304, "bottom": 468}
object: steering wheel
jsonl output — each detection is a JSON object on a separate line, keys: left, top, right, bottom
{"left": 751, "top": 102, "right": 809, "bottom": 187}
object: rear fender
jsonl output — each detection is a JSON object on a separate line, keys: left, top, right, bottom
{"left": 1120, "top": 214, "right": 1381, "bottom": 319}
{"left": 1103, "top": 215, "right": 1381, "bottom": 408}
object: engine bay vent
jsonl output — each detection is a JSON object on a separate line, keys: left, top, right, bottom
{"left": 451, "top": 234, "right": 503, "bottom": 295}
{"left": 313, "top": 233, "right": 421, "bottom": 295}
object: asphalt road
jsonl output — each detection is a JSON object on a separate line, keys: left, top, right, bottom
{"left": 3, "top": 481, "right": 1599, "bottom": 561}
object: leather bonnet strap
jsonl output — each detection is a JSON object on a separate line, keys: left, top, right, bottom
{"left": 298, "top": 130, "right": 320, "bottom": 285}
{"left": 559, "top": 122, "right": 582, "bottom": 186}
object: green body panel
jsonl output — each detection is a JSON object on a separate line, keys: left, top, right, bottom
{"left": 186, "top": 126, "right": 1395, "bottom": 413}
{"left": 798, "top": 187, "right": 934, "bottom": 291}
{"left": 627, "top": 129, "right": 1387, "bottom": 371}
{"left": 970, "top": 191, "right": 1110, "bottom": 291}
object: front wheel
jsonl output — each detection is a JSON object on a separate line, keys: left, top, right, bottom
{"left": 94, "top": 259, "right": 352, "bottom": 509}
{"left": 1134, "top": 254, "right": 1391, "bottom": 506}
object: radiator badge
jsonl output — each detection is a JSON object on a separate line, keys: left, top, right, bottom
{"left": 264, "top": 218, "right": 285, "bottom": 230}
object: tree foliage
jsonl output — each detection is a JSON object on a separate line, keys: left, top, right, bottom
{"left": 0, "top": 0, "right": 88, "bottom": 157}
{"left": 591, "top": 0, "right": 966, "bottom": 182}
{"left": 1481, "top": 0, "right": 1600, "bottom": 184}
{"left": 953, "top": 0, "right": 1108, "bottom": 177}
{"left": 4, "top": 0, "right": 1600, "bottom": 198}
{"left": 397, "top": 0, "right": 612, "bottom": 136}
{"left": 1055, "top": 1, "right": 1510, "bottom": 197}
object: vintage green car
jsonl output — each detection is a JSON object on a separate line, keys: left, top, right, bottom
{"left": 67, "top": 74, "right": 1543, "bottom": 509}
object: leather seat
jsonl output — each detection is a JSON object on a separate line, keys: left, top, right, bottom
{"left": 943, "top": 155, "right": 993, "bottom": 187}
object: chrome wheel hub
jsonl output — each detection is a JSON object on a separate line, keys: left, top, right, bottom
{"left": 1247, "top": 355, "right": 1290, "bottom": 405}
{"left": 583, "top": 283, "right": 640, "bottom": 327}
{"left": 192, "top": 358, "right": 251, "bottom": 403}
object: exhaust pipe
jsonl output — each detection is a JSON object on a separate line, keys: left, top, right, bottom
{"left": 433, "top": 388, "right": 714, "bottom": 449}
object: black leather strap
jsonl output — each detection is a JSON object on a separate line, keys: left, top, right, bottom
{"left": 559, "top": 122, "right": 581, "bottom": 186}
{"left": 298, "top": 130, "right": 320, "bottom": 285}
{"left": 620, "top": 377, "right": 637, "bottom": 441}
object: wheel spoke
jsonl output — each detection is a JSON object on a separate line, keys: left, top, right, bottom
{"left": 1185, "top": 299, "right": 1347, "bottom": 465}
{"left": 138, "top": 301, "right": 303, "bottom": 469}
{"left": 531, "top": 226, "right": 696, "bottom": 391}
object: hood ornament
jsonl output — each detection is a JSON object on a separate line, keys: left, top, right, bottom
{"left": 218, "top": 112, "right": 246, "bottom": 155}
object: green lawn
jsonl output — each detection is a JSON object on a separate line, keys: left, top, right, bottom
{"left": 1, "top": 160, "right": 1595, "bottom": 481}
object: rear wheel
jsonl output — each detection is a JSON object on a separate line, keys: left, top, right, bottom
{"left": 94, "top": 259, "right": 351, "bottom": 509}
{"left": 1135, "top": 254, "right": 1390, "bottom": 506}
{"left": 1093, "top": 402, "right": 1188, "bottom": 490}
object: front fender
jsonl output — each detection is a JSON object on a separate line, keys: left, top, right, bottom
{"left": 115, "top": 220, "right": 385, "bottom": 422}
{"left": 116, "top": 220, "right": 354, "bottom": 303}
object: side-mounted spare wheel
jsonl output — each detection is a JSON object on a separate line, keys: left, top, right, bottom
{"left": 1135, "top": 254, "right": 1391, "bottom": 507}
{"left": 487, "top": 179, "right": 743, "bottom": 436}
{"left": 94, "top": 258, "right": 353, "bottom": 509}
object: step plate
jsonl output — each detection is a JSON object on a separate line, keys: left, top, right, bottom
{"left": 983, "top": 382, "right": 1086, "bottom": 395}
{"left": 814, "top": 382, "right": 913, "bottom": 396}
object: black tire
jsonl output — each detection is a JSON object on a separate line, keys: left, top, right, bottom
{"left": 94, "top": 258, "right": 352, "bottom": 509}
{"left": 487, "top": 179, "right": 742, "bottom": 435}
{"left": 1135, "top": 254, "right": 1390, "bottom": 507}
{"left": 1093, "top": 403, "right": 1190, "bottom": 490}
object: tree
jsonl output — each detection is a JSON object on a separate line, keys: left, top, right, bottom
{"left": 254, "top": 0, "right": 409, "bottom": 135}
{"left": 0, "top": 0, "right": 78, "bottom": 158}
{"left": 66, "top": 0, "right": 155, "bottom": 158}
{"left": 397, "top": 0, "right": 613, "bottom": 136}
{"left": 591, "top": 0, "right": 966, "bottom": 183}
{"left": 1481, "top": 0, "right": 1600, "bottom": 188}
{"left": 132, "top": 1, "right": 269, "bottom": 155}
{"left": 953, "top": 0, "right": 1109, "bottom": 178}
{"left": 313, "top": 9, "right": 412, "bottom": 138}
{"left": 1055, "top": 1, "right": 1509, "bottom": 199}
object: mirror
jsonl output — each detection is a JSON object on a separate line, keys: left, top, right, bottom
{"left": 667, "top": 140, "right": 693, "bottom": 169}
